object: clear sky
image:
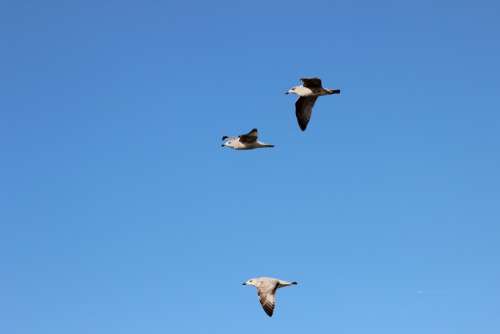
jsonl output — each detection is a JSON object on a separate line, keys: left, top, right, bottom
{"left": 1, "top": 0, "right": 499, "bottom": 333}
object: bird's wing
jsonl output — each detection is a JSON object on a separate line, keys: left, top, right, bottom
{"left": 300, "top": 77, "right": 323, "bottom": 88}
{"left": 239, "top": 128, "right": 258, "bottom": 143}
{"left": 295, "top": 96, "right": 318, "bottom": 131}
{"left": 257, "top": 281, "right": 278, "bottom": 317}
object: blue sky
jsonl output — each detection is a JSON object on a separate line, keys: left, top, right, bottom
{"left": 1, "top": 0, "right": 499, "bottom": 333}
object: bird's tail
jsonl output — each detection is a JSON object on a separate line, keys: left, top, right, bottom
{"left": 280, "top": 280, "right": 298, "bottom": 286}
{"left": 326, "top": 89, "right": 340, "bottom": 95}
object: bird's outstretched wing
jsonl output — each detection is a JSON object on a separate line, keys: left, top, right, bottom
{"left": 301, "top": 77, "right": 323, "bottom": 89}
{"left": 239, "top": 128, "right": 258, "bottom": 143}
{"left": 295, "top": 96, "right": 318, "bottom": 131}
{"left": 257, "top": 281, "right": 278, "bottom": 317}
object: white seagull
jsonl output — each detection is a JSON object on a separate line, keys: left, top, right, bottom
{"left": 221, "top": 128, "right": 274, "bottom": 150}
{"left": 286, "top": 77, "right": 341, "bottom": 131}
{"left": 243, "top": 277, "right": 297, "bottom": 317}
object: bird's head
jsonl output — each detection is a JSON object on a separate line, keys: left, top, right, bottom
{"left": 242, "top": 279, "right": 257, "bottom": 287}
{"left": 221, "top": 137, "right": 236, "bottom": 148}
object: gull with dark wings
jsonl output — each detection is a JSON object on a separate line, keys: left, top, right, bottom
{"left": 286, "top": 77, "right": 341, "bottom": 131}
{"left": 221, "top": 128, "right": 274, "bottom": 150}
{"left": 243, "top": 277, "right": 297, "bottom": 317}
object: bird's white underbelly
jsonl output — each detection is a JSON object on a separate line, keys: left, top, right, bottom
{"left": 294, "top": 86, "right": 315, "bottom": 97}
{"left": 238, "top": 142, "right": 259, "bottom": 150}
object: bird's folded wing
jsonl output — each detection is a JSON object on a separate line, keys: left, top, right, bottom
{"left": 301, "top": 77, "right": 322, "bottom": 88}
{"left": 295, "top": 96, "right": 318, "bottom": 131}
{"left": 257, "top": 283, "right": 277, "bottom": 317}
{"left": 239, "top": 128, "right": 258, "bottom": 143}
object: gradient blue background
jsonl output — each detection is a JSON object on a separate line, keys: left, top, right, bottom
{"left": 1, "top": 1, "right": 499, "bottom": 333}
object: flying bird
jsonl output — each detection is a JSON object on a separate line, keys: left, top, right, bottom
{"left": 286, "top": 77, "right": 341, "bottom": 131}
{"left": 243, "top": 277, "right": 297, "bottom": 317}
{"left": 221, "top": 128, "right": 274, "bottom": 150}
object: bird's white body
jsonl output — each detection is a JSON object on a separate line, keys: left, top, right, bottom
{"left": 244, "top": 277, "right": 296, "bottom": 288}
{"left": 287, "top": 85, "right": 336, "bottom": 97}
{"left": 223, "top": 139, "right": 274, "bottom": 150}
{"left": 287, "top": 86, "right": 315, "bottom": 97}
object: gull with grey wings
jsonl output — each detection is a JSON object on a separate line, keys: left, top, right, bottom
{"left": 243, "top": 277, "right": 298, "bottom": 317}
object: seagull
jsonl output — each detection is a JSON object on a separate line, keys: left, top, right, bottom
{"left": 286, "top": 77, "right": 341, "bottom": 131}
{"left": 221, "top": 128, "right": 274, "bottom": 150}
{"left": 243, "top": 277, "right": 297, "bottom": 317}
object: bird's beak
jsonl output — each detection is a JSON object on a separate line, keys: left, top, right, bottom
{"left": 221, "top": 144, "right": 225, "bottom": 147}
{"left": 242, "top": 282, "right": 246, "bottom": 285}
{"left": 285, "top": 91, "right": 289, "bottom": 94}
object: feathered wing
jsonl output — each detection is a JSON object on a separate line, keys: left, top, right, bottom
{"left": 295, "top": 96, "right": 318, "bottom": 131}
{"left": 257, "top": 282, "right": 278, "bottom": 317}
{"left": 239, "top": 128, "right": 258, "bottom": 143}
{"left": 300, "top": 77, "right": 323, "bottom": 89}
